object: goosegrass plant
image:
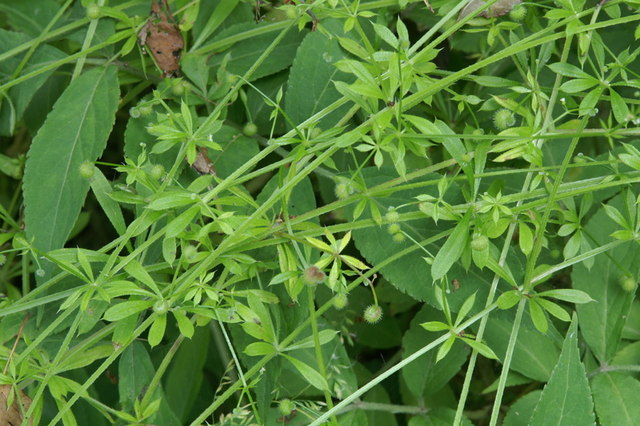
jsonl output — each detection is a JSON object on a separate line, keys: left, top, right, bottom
{"left": 1, "top": 0, "right": 640, "bottom": 424}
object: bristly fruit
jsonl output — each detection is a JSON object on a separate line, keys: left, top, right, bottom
{"left": 363, "top": 305, "right": 383, "bottom": 324}
{"left": 149, "top": 164, "right": 165, "bottom": 180}
{"left": 618, "top": 274, "right": 637, "bottom": 293}
{"left": 333, "top": 293, "right": 348, "bottom": 310}
{"left": 385, "top": 209, "right": 400, "bottom": 223}
{"left": 334, "top": 179, "right": 355, "bottom": 199}
{"left": 493, "top": 108, "right": 516, "bottom": 130}
{"left": 278, "top": 399, "right": 295, "bottom": 416}
{"left": 509, "top": 4, "right": 527, "bottom": 21}
{"left": 387, "top": 223, "right": 401, "bottom": 235}
{"left": 392, "top": 232, "right": 406, "bottom": 243}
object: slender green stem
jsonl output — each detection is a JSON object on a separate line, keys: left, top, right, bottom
{"left": 310, "top": 303, "right": 499, "bottom": 425}
{"left": 307, "top": 285, "right": 337, "bottom": 424}
{"left": 488, "top": 298, "right": 526, "bottom": 426}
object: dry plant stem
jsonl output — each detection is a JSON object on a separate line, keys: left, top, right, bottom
{"left": 3, "top": 313, "right": 29, "bottom": 375}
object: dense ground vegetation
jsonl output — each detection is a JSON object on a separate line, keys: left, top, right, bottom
{"left": 1, "top": 0, "right": 640, "bottom": 424}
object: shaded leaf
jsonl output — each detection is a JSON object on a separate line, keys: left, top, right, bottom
{"left": 529, "top": 315, "right": 595, "bottom": 425}
{"left": 24, "top": 66, "right": 119, "bottom": 282}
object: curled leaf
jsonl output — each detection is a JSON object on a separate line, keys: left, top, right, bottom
{"left": 459, "top": 0, "right": 522, "bottom": 20}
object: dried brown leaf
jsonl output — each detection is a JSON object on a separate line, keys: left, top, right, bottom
{"left": 458, "top": 0, "right": 522, "bottom": 20}
{"left": 138, "top": 0, "right": 184, "bottom": 77}
{"left": 0, "top": 384, "right": 32, "bottom": 425}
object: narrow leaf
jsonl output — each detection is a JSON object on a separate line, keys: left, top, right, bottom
{"left": 432, "top": 211, "right": 471, "bottom": 281}
{"left": 282, "top": 354, "right": 329, "bottom": 391}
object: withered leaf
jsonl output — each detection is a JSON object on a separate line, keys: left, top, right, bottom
{"left": 191, "top": 147, "right": 216, "bottom": 176}
{"left": 0, "top": 384, "right": 32, "bottom": 426}
{"left": 458, "top": 0, "right": 522, "bottom": 20}
{"left": 138, "top": 0, "right": 184, "bottom": 77}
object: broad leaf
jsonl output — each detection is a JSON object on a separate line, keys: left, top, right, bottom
{"left": 572, "top": 194, "right": 639, "bottom": 362}
{"left": 0, "top": 28, "right": 66, "bottom": 135}
{"left": 402, "top": 304, "right": 468, "bottom": 398}
{"left": 23, "top": 66, "right": 119, "bottom": 282}
{"left": 285, "top": 19, "right": 354, "bottom": 130}
{"left": 591, "top": 372, "right": 640, "bottom": 426}
{"left": 529, "top": 316, "right": 595, "bottom": 425}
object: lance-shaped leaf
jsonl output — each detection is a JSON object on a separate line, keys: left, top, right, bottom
{"left": 23, "top": 66, "right": 119, "bottom": 281}
{"left": 529, "top": 315, "right": 595, "bottom": 425}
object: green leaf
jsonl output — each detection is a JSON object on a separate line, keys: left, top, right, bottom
{"left": 548, "top": 62, "right": 592, "bottom": 79}
{"left": 147, "top": 191, "right": 197, "bottom": 210}
{"left": 0, "top": 28, "right": 66, "bottom": 136}
{"left": 23, "top": 66, "right": 119, "bottom": 280}
{"left": 432, "top": 210, "right": 471, "bottom": 281}
{"left": 518, "top": 222, "right": 534, "bottom": 256}
{"left": 205, "top": 125, "right": 259, "bottom": 179}
{"left": 529, "top": 299, "right": 548, "bottom": 334}
{"left": 436, "top": 335, "right": 456, "bottom": 362}
{"left": 421, "top": 321, "right": 450, "bottom": 332}
{"left": 172, "top": 310, "right": 194, "bottom": 339}
{"left": 285, "top": 19, "right": 354, "bottom": 130}
{"left": 103, "top": 300, "right": 153, "bottom": 322}
{"left": 164, "top": 328, "right": 209, "bottom": 421}
{"left": 497, "top": 290, "right": 521, "bottom": 310}
{"left": 529, "top": 315, "right": 595, "bottom": 425}
{"left": 454, "top": 292, "right": 476, "bottom": 327}
{"left": 165, "top": 206, "right": 199, "bottom": 238}
{"left": 148, "top": 314, "right": 167, "bottom": 347}
{"left": 90, "top": 168, "right": 126, "bottom": 235}
{"left": 572, "top": 194, "right": 638, "bottom": 362}
{"left": 58, "top": 344, "right": 114, "bottom": 372}
{"left": 537, "top": 289, "right": 594, "bottom": 304}
{"left": 284, "top": 329, "right": 338, "bottom": 351}
{"left": 119, "top": 341, "right": 180, "bottom": 424}
{"left": 537, "top": 298, "right": 571, "bottom": 322}
{"left": 244, "top": 342, "right": 276, "bottom": 356}
{"left": 209, "top": 22, "right": 307, "bottom": 82}
{"left": 592, "top": 372, "right": 640, "bottom": 426}
{"left": 403, "top": 305, "right": 468, "bottom": 398}
{"left": 372, "top": 22, "right": 399, "bottom": 49}
{"left": 503, "top": 390, "right": 543, "bottom": 426}
{"left": 559, "top": 78, "right": 599, "bottom": 93}
{"left": 461, "top": 337, "right": 498, "bottom": 360}
{"left": 124, "top": 259, "right": 161, "bottom": 295}
{"left": 610, "top": 89, "right": 630, "bottom": 124}
{"left": 281, "top": 354, "right": 329, "bottom": 391}
{"left": 483, "top": 316, "right": 561, "bottom": 381}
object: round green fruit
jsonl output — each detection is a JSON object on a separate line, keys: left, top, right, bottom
{"left": 278, "top": 399, "right": 295, "bottom": 416}
{"left": 619, "top": 275, "right": 637, "bottom": 293}
{"left": 79, "top": 161, "right": 95, "bottom": 179}
{"left": 149, "top": 164, "right": 165, "bottom": 180}
{"left": 242, "top": 122, "right": 258, "bottom": 136}
{"left": 333, "top": 293, "right": 348, "bottom": 310}
{"left": 470, "top": 235, "right": 489, "bottom": 251}
{"left": 86, "top": 4, "right": 101, "bottom": 20}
